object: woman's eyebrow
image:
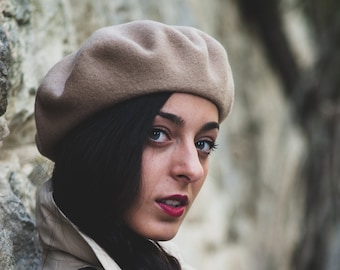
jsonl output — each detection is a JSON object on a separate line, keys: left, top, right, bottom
{"left": 158, "top": 111, "right": 185, "bottom": 126}
{"left": 201, "top": 122, "right": 219, "bottom": 132}
{"left": 158, "top": 111, "right": 219, "bottom": 131}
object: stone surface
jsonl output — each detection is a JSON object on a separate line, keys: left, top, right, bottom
{"left": 0, "top": 25, "right": 11, "bottom": 116}
{"left": 0, "top": 164, "right": 41, "bottom": 270}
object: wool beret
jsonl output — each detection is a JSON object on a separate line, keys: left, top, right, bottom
{"left": 35, "top": 20, "right": 234, "bottom": 161}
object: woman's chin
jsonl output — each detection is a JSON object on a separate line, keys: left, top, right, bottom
{"left": 153, "top": 234, "right": 177, "bottom": 242}
{"left": 143, "top": 230, "right": 178, "bottom": 241}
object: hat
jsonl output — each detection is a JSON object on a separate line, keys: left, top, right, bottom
{"left": 35, "top": 20, "right": 234, "bottom": 161}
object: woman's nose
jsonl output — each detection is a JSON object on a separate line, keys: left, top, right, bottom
{"left": 171, "top": 143, "right": 204, "bottom": 183}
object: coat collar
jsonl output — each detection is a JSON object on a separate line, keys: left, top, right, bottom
{"left": 36, "top": 179, "right": 121, "bottom": 270}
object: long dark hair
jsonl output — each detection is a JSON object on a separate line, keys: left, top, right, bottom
{"left": 52, "top": 92, "right": 181, "bottom": 269}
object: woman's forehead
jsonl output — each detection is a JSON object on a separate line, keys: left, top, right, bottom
{"left": 160, "top": 93, "right": 219, "bottom": 122}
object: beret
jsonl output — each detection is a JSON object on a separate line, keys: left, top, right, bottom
{"left": 35, "top": 20, "right": 234, "bottom": 161}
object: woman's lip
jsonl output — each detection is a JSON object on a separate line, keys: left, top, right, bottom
{"left": 158, "top": 194, "right": 189, "bottom": 205}
{"left": 156, "top": 194, "right": 189, "bottom": 218}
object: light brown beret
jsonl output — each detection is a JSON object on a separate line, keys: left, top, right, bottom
{"left": 35, "top": 20, "right": 234, "bottom": 161}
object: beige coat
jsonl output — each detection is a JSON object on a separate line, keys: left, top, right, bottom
{"left": 36, "top": 180, "right": 195, "bottom": 270}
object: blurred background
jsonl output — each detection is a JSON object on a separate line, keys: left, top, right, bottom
{"left": 0, "top": 0, "right": 339, "bottom": 269}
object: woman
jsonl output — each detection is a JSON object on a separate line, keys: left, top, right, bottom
{"left": 34, "top": 20, "right": 234, "bottom": 270}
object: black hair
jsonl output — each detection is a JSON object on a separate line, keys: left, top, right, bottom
{"left": 52, "top": 92, "right": 181, "bottom": 269}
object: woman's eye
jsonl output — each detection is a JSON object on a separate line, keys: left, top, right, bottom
{"left": 149, "top": 128, "right": 169, "bottom": 143}
{"left": 195, "top": 140, "right": 217, "bottom": 154}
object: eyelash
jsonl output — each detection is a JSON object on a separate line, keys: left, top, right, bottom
{"left": 149, "top": 127, "right": 171, "bottom": 142}
{"left": 148, "top": 128, "right": 217, "bottom": 155}
{"left": 196, "top": 141, "right": 218, "bottom": 154}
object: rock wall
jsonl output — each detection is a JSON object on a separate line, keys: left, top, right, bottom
{"left": 0, "top": 0, "right": 309, "bottom": 269}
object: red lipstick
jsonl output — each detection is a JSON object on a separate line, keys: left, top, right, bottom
{"left": 156, "top": 195, "right": 189, "bottom": 218}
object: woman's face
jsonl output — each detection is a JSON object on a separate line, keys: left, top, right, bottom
{"left": 124, "top": 93, "right": 219, "bottom": 241}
